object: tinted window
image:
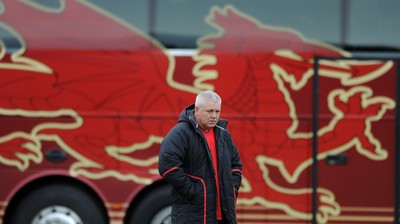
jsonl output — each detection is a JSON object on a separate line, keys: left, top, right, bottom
{"left": 3, "top": 0, "right": 399, "bottom": 51}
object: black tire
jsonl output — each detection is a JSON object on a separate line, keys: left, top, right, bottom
{"left": 9, "top": 184, "right": 107, "bottom": 224}
{"left": 127, "top": 185, "right": 172, "bottom": 224}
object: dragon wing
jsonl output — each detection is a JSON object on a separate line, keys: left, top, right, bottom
{"left": 0, "top": 0, "right": 172, "bottom": 111}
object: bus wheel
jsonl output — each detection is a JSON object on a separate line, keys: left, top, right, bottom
{"left": 9, "top": 184, "right": 107, "bottom": 224}
{"left": 127, "top": 185, "right": 172, "bottom": 224}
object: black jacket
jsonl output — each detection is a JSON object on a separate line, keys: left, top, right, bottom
{"left": 158, "top": 104, "right": 242, "bottom": 224}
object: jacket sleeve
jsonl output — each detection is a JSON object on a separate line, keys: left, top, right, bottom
{"left": 158, "top": 124, "right": 197, "bottom": 199}
{"left": 228, "top": 132, "right": 242, "bottom": 193}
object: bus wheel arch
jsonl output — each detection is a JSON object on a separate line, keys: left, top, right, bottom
{"left": 4, "top": 175, "right": 108, "bottom": 224}
{"left": 125, "top": 180, "right": 172, "bottom": 224}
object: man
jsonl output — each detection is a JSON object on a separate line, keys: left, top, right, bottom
{"left": 158, "top": 91, "right": 242, "bottom": 224}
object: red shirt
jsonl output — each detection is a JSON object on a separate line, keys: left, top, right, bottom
{"left": 202, "top": 128, "right": 222, "bottom": 220}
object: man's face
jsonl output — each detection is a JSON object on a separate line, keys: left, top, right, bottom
{"left": 195, "top": 100, "right": 221, "bottom": 131}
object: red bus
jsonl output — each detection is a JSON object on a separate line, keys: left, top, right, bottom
{"left": 0, "top": 0, "right": 399, "bottom": 223}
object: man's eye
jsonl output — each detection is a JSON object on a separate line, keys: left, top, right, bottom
{"left": 206, "top": 110, "right": 220, "bottom": 113}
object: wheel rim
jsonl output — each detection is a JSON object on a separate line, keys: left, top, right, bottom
{"left": 32, "top": 205, "right": 83, "bottom": 224}
{"left": 151, "top": 206, "right": 171, "bottom": 224}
